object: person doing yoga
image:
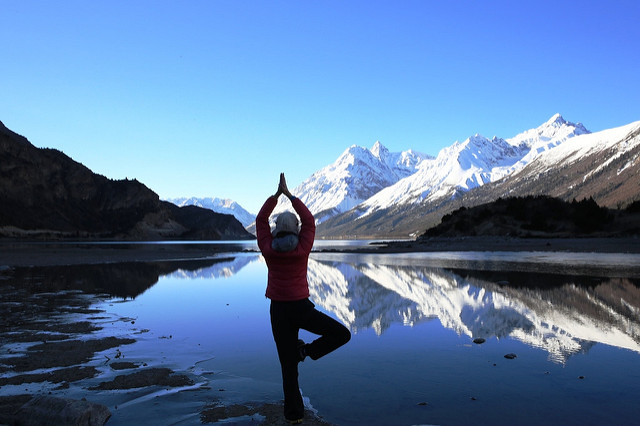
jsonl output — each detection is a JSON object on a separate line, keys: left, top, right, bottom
{"left": 256, "top": 173, "right": 351, "bottom": 424}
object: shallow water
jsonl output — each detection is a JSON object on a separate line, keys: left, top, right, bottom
{"left": 2, "top": 248, "right": 640, "bottom": 425}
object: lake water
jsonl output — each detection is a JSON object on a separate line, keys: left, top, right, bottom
{"left": 2, "top": 245, "right": 640, "bottom": 425}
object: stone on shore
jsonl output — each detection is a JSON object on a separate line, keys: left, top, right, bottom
{"left": 12, "top": 395, "right": 110, "bottom": 426}
{"left": 89, "top": 367, "right": 193, "bottom": 390}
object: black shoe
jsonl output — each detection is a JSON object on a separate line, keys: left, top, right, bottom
{"left": 297, "top": 339, "right": 307, "bottom": 362}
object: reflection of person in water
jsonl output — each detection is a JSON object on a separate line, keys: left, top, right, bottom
{"left": 256, "top": 173, "right": 351, "bottom": 424}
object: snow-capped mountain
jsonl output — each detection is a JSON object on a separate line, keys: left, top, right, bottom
{"left": 501, "top": 119, "right": 639, "bottom": 194}
{"left": 167, "top": 197, "right": 255, "bottom": 228}
{"left": 356, "top": 114, "right": 590, "bottom": 220}
{"left": 272, "top": 141, "right": 431, "bottom": 223}
{"left": 167, "top": 114, "right": 638, "bottom": 239}
{"left": 316, "top": 115, "right": 640, "bottom": 238}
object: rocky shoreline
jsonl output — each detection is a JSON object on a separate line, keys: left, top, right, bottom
{"left": 0, "top": 247, "right": 332, "bottom": 425}
{"left": 0, "top": 241, "right": 252, "bottom": 268}
{"left": 355, "top": 236, "right": 640, "bottom": 254}
{"left": 1, "top": 236, "right": 639, "bottom": 269}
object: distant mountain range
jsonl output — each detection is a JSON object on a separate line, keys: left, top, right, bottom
{"left": 185, "top": 141, "right": 431, "bottom": 232}
{"left": 276, "top": 141, "right": 432, "bottom": 224}
{"left": 166, "top": 197, "right": 255, "bottom": 228}
{"left": 171, "top": 115, "right": 640, "bottom": 239}
{"left": 271, "top": 114, "right": 639, "bottom": 238}
{"left": 0, "top": 121, "right": 253, "bottom": 240}
{"left": 3, "top": 113, "right": 639, "bottom": 240}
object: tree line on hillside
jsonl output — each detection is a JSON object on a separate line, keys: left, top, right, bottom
{"left": 421, "top": 196, "right": 640, "bottom": 238}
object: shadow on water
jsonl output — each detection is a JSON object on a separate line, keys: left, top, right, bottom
{"left": 0, "top": 257, "right": 234, "bottom": 365}
{"left": 1, "top": 257, "right": 234, "bottom": 299}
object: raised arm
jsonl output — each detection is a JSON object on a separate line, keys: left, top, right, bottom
{"left": 256, "top": 196, "right": 277, "bottom": 252}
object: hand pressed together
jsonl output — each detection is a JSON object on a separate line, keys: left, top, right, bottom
{"left": 274, "top": 172, "right": 293, "bottom": 199}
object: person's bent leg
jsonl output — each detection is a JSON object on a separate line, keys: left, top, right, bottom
{"left": 300, "top": 305, "right": 351, "bottom": 360}
{"left": 270, "top": 302, "right": 305, "bottom": 421}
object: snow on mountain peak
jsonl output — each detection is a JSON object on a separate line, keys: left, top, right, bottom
{"left": 545, "top": 112, "right": 566, "bottom": 126}
{"left": 542, "top": 113, "right": 589, "bottom": 134}
{"left": 371, "top": 141, "right": 389, "bottom": 160}
{"left": 166, "top": 196, "right": 256, "bottom": 228}
{"left": 354, "top": 115, "right": 597, "bottom": 220}
{"left": 499, "top": 114, "right": 591, "bottom": 169}
{"left": 272, "top": 141, "right": 430, "bottom": 223}
{"left": 537, "top": 113, "right": 589, "bottom": 139}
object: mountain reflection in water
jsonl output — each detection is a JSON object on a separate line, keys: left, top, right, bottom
{"left": 4, "top": 250, "right": 640, "bottom": 425}
{"left": 163, "top": 252, "right": 640, "bottom": 365}
{"left": 307, "top": 255, "right": 640, "bottom": 364}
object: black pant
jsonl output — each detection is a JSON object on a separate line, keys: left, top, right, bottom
{"left": 270, "top": 298, "right": 351, "bottom": 421}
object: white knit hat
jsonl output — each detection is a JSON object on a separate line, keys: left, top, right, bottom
{"left": 273, "top": 211, "right": 299, "bottom": 236}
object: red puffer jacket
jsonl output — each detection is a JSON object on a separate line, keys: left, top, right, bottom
{"left": 256, "top": 196, "right": 316, "bottom": 301}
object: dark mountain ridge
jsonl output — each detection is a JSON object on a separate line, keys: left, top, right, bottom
{"left": 0, "top": 121, "right": 253, "bottom": 240}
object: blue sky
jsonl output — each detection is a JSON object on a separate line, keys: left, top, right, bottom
{"left": 2, "top": 1, "right": 639, "bottom": 213}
